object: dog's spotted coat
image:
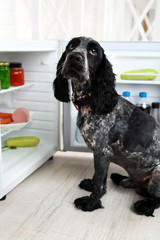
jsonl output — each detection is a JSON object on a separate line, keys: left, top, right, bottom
{"left": 54, "top": 37, "right": 160, "bottom": 216}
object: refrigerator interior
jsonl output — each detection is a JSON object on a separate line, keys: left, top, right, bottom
{"left": 63, "top": 41, "right": 160, "bottom": 151}
{"left": 0, "top": 40, "right": 59, "bottom": 199}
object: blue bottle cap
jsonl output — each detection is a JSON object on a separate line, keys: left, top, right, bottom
{"left": 123, "top": 91, "right": 130, "bottom": 97}
{"left": 139, "top": 92, "right": 147, "bottom": 98}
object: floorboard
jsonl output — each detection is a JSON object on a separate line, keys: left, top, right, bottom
{"left": 0, "top": 151, "right": 159, "bottom": 240}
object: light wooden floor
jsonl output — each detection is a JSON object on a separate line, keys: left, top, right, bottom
{"left": 0, "top": 151, "right": 160, "bottom": 240}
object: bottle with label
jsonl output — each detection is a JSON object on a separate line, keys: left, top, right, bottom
{"left": 137, "top": 92, "right": 151, "bottom": 114}
{"left": 122, "top": 91, "right": 131, "bottom": 101}
{"left": 152, "top": 102, "right": 159, "bottom": 122}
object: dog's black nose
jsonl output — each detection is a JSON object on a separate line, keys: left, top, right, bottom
{"left": 68, "top": 53, "right": 83, "bottom": 63}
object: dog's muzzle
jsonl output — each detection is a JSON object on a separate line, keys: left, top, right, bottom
{"left": 62, "top": 52, "right": 88, "bottom": 82}
{"left": 67, "top": 52, "right": 84, "bottom": 64}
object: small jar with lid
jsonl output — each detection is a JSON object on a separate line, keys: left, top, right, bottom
{"left": 10, "top": 62, "right": 24, "bottom": 86}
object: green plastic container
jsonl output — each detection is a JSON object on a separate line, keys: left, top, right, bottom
{"left": 120, "top": 69, "right": 158, "bottom": 81}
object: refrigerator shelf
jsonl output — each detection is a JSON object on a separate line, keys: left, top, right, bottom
{"left": 116, "top": 79, "right": 160, "bottom": 85}
{"left": 0, "top": 83, "right": 35, "bottom": 95}
{"left": 1, "top": 111, "right": 35, "bottom": 137}
{"left": 1, "top": 128, "right": 56, "bottom": 197}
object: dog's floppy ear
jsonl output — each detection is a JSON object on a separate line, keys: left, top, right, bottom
{"left": 53, "top": 51, "right": 70, "bottom": 102}
{"left": 90, "top": 53, "right": 118, "bottom": 114}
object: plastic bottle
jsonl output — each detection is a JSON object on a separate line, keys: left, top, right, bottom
{"left": 152, "top": 102, "right": 159, "bottom": 122}
{"left": 122, "top": 91, "right": 131, "bottom": 101}
{"left": 137, "top": 92, "right": 150, "bottom": 114}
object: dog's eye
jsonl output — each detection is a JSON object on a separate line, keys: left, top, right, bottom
{"left": 69, "top": 44, "right": 75, "bottom": 50}
{"left": 89, "top": 49, "right": 97, "bottom": 56}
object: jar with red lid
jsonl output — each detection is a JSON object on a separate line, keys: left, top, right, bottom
{"left": 10, "top": 62, "right": 24, "bottom": 86}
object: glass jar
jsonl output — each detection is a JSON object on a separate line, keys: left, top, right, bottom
{"left": 0, "top": 62, "right": 4, "bottom": 89}
{"left": 4, "top": 62, "right": 10, "bottom": 88}
{"left": 10, "top": 62, "right": 24, "bottom": 86}
{"left": 0, "top": 62, "right": 10, "bottom": 89}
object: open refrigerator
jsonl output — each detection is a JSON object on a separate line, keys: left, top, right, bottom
{"left": 1, "top": 40, "right": 160, "bottom": 200}
{"left": 63, "top": 41, "right": 160, "bottom": 151}
{"left": 0, "top": 40, "right": 60, "bottom": 200}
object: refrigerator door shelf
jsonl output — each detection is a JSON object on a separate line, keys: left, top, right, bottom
{"left": 0, "top": 83, "right": 35, "bottom": 95}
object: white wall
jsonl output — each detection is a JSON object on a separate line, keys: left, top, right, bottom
{"left": 0, "top": 0, "right": 16, "bottom": 39}
{"left": 0, "top": 0, "right": 32, "bottom": 40}
{"left": 0, "top": 0, "right": 159, "bottom": 41}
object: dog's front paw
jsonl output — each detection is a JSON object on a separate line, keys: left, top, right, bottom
{"left": 74, "top": 196, "right": 103, "bottom": 211}
{"left": 133, "top": 199, "right": 158, "bottom": 217}
{"left": 79, "top": 179, "right": 94, "bottom": 192}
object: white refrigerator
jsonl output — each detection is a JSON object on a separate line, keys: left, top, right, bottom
{"left": 1, "top": 40, "right": 160, "bottom": 200}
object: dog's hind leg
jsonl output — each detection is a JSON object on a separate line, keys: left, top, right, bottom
{"left": 110, "top": 173, "right": 135, "bottom": 188}
{"left": 148, "top": 165, "right": 160, "bottom": 198}
{"left": 133, "top": 198, "right": 160, "bottom": 217}
{"left": 134, "top": 165, "right": 160, "bottom": 217}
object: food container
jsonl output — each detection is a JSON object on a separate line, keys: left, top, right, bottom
{"left": 0, "top": 62, "right": 10, "bottom": 89}
{"left": 10, "top": 62, "right": 24, "bottom": 86}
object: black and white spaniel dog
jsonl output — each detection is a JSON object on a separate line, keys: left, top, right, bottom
{"left": 54, "top": 37, "right": 160, "bottom": 217}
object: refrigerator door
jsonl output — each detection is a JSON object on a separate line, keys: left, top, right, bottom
{"left": 0, "top": 40, "right": 59, "bottom": 199}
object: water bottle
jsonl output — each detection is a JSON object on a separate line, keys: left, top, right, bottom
{"left": 152, "top": 102, "right": 159, "bottom": 122}
{"left": 137, "top": 92, "right": 150, "bottom": 114}
{"left": 122, "top": 91, "right": 131, "bottom": 101}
